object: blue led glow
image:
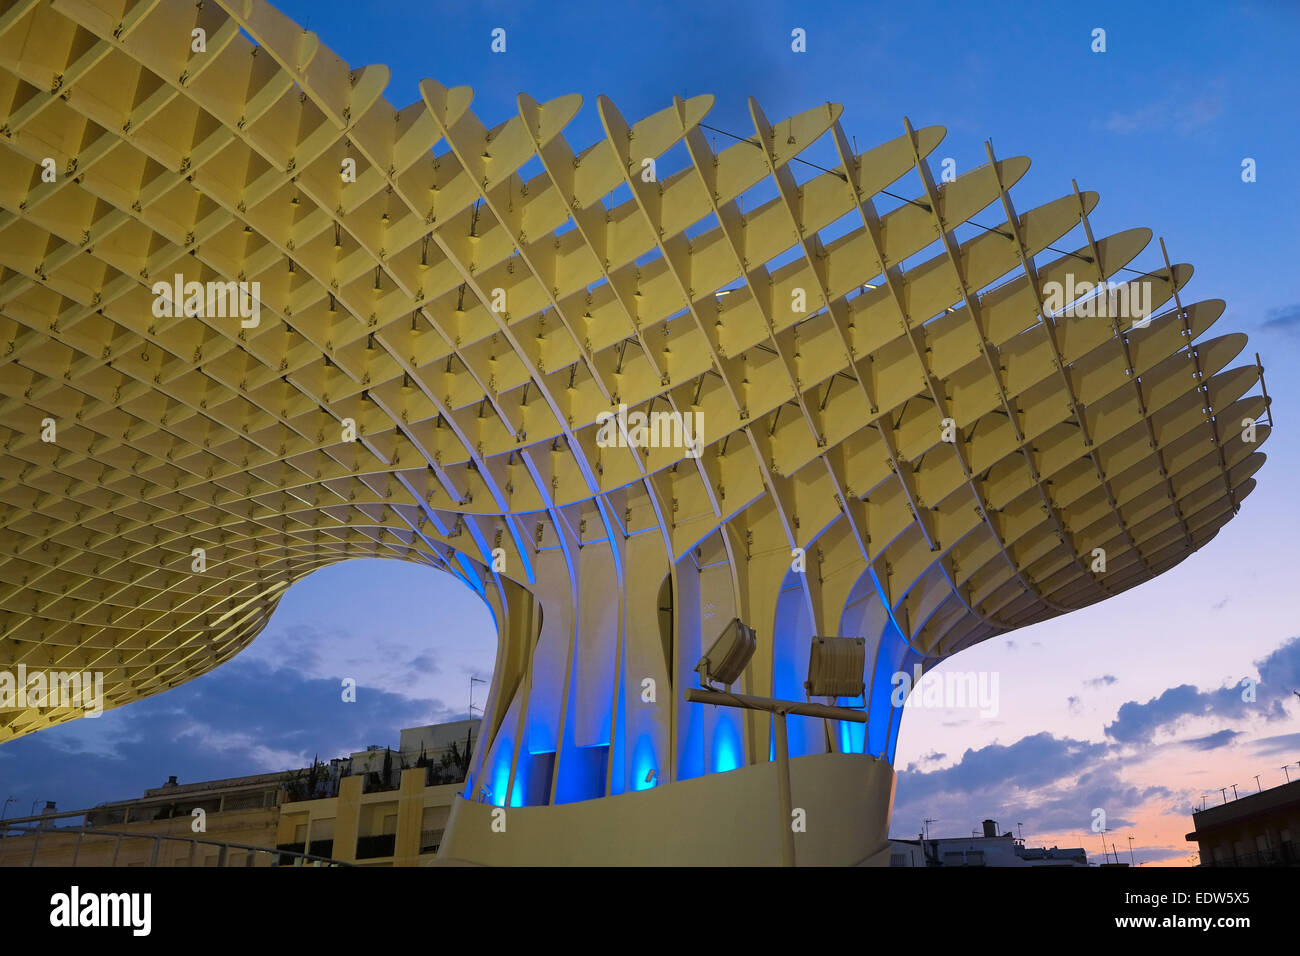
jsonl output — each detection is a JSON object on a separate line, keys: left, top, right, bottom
{"left": 609, "top": 666, "right": 628, "bottom": 796}
{"left": 455, "top": 553, "right": 485, "bottom": 597}
{"left": 489, "top": 741, "right": 513, "bottom": 808}
{"left": 838, "top": 717, "right": 866, "bottom": 754}
{"left": 509, "top": 758, "right": 527, "bottom": 807}
{"left": 554, "top": 744, "right": 608, "bottom": 803}
{"left": 712, "top": 717, "right": 742, "bottom": 773}
{"left": 631, "top": 735, "right": 658, "bottom": 790}
{"left": 771, "top": 576, "right": 818, "bottom": 759}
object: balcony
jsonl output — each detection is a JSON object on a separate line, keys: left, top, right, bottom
{"left": 355, "top": 834, "right": 396, "bottom": 860}
{"left": 1204, "top": 841, "right": 1299, "bottom": 867}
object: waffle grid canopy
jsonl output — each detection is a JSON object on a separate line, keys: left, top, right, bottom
{"left": 0, "top": 0, "right": 1268, "bottom": 756}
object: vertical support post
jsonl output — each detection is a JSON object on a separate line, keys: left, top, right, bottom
{"left": 111, "top": 833, "right": 122, "bottom": 866}
{"left": 150, "top": 836, "right": 161, "bottom": 867}
{"left": 217, "top": 843, "right": 228, "bottom": 868}
{"left": 28, "top": 827, "right": 41, "bottom": 867}
{"left": 773, "top": 710, "right": 795, "bottom": 867}
{"left": 72, "top": 830, "right": 84, "bottom": 867}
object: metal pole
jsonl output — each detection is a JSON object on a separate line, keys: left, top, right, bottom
{"left": 773, "top": 711, "right": 795, "bottom": 867}
{"left": 685, "top": 688, "right": 868, "bottom": 723}
{"left": 111, "top": 833, "right": 122, "bottom": 866}
{"left": 72, "top": 830, "right": 83, "bottom": 867}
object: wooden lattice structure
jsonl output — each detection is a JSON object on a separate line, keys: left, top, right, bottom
{"left": 0, "top": 0, "right": 1268, "bottom": 825}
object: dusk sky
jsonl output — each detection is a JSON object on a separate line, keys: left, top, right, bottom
{"left": 3, "top": 0, "right": 1298, "bottom": 867}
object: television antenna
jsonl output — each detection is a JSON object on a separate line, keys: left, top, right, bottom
{"left": 468, "top": 676, "right": 486, "bottom": 716}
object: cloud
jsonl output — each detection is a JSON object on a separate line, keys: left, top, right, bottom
{"left": 898, "top": 732, "right": 1108, "bottom": 796}
{"left": 1181, "top": 729, "right": 1243, "bottom": 751}
{"left": 1102, "top": 94, "right": 1223, "bottom": 136}
{"left": 1086, "top": 675, "right": 1118, "bottom": 688}
{"left": 1018, "top": 766, "right": 1168, "bottom": 833}
{"left": 0, "top": 657, "right": 470, "bottom": 812}
{"left": 891, "top": 732, "right": 1171, "bottom": 840}
{"left": 407, "top": 654, "right": 439, "bottom": 675}
{"left": 1106, "top": 684, "right": 1224, "bottom": 743}
{"left": 1261, "top": 303, "right": 1300, "bottom": 332}
{"left": 901, "top": 750, "right": 948, "bottom": 771}
{"left": 1068, "top": 695, "right": 1083, "bottom": 715}
{"left": 1248, "top": 731, "right": 1300, "bottom": 757}
{"left": 1257, "top": 636, "right": 1300, "bottom": 693}
{"left": 171, "top": 722, "right": 308, "bottom": 771}
{"left": 237, "top": 621, "right": 457, "bottom": 697}
{"left": 1104, "top": 638, "right": 1300, "bottom": 744}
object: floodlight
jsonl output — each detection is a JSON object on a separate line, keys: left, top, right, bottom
{"left": 804, "top": 636, "right": 866, "bottom": 698}
{"left": 695, "top": 618, "right": 756, "bottom": 687}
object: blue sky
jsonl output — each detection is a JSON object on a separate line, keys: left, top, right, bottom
{"left": 4, "top": 0, "right": 1299, "bottom": 863}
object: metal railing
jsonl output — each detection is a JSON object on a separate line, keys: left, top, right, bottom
{"left": 1203, "top": 842, "right": 1299, "bottom": 868}
{"left": 0, "top": 821, "right": 352, "bottom": 867}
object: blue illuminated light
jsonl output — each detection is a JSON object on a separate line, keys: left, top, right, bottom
{"left": 631, "top": 735, "right": 658, "bottom": 790}
{"left": 712, "top": 718, "right": 742, "bottom": 773}
{"left": 489, "top": 744, "right": 512, "bottom": 808}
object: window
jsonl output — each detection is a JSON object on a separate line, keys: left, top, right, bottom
{"left": 420, "top": 829, "right": 444, "bottom": 854}
{"left": 356, "top": 834, "right": 396, "bottom": 859}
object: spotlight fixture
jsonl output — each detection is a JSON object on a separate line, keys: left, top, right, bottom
{"left": 695, "top": 618, "right": 756, "bottom": 688}
{"left": 805, "top": 636, "right": 866, "bottom": 698}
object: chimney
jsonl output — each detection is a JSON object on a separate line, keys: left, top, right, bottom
{"left": 981, "top": 819, "right": 998, "bottom": 839}
{"left": 40, "top": 800, "right": 57, "bottom": 828}
{"left": 165, "top": 776, "right": 178, "bottom": 787}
